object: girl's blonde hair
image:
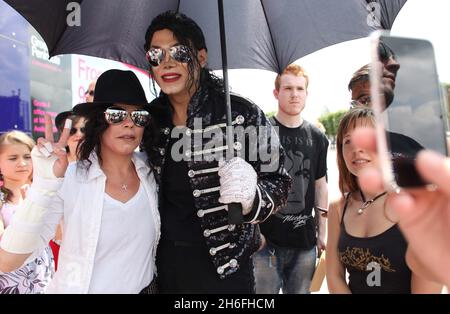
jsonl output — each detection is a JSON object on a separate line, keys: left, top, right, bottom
{"left": 0, "top": 131, "right": 35, "bottom": 204}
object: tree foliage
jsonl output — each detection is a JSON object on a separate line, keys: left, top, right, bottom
{"left": 318, "top": 109, "right": 347, "bottom": 140}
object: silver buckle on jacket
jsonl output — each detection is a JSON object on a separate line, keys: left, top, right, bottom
{"left": 188, "top": 115, "right": 245, "bottom": 135}
{"left": 188, "top": 167, "right": 219, "bottom": 178}
{"left": 217, "top": 259, "right": 239, "bottom": 275}
{"left": 203, "top": 224, "right": 236, "bottom": 237}
{"left": 209, "top": 242, "right": 236, "bottom": 256}
{"left": 192, "top": 186, "right": 220, "bottom": 198}
{"left": 197, "top": 205, "right": 227, "bottom": 217}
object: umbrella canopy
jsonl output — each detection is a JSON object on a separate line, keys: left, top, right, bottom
{"left": 3, "top": 0, "right": 407, "bottom": 224}
{"left": 4, "top": 0, "right": 407, "bottom": 73}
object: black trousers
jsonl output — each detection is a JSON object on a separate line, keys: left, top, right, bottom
{"left": 156, "top": 240, "right": 255, "bottom": 294}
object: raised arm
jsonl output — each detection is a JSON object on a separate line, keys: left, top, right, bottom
{"left": 326, "top": 199, "right": 351, "bottom": 294}
{"left": 0, "top": 114, "right": 70, "bottom": 272}
{"left": 315, "top": 176, "right": 328, "bottom": 256}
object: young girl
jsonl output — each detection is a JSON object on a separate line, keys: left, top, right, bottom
{"left": 0, "top": 131, "right": 54, "bottom": 294}
{"left": 0, "top": 69, "right": 160, "bottom": 294}
{"left": 326, "top": 107, "right": 441, "bottom": 293}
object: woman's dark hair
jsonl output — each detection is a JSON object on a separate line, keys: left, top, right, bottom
{"left": 58, "top": 114, "right": 84, "bottom": 153}
{"left": 77, "top": 106, "right": 110, "bottom": 170}
{"left": 144, "top": 11, "right": 224, "bottom": 95}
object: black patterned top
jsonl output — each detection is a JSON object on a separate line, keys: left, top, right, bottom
{"left": 338, "top": 193, "right": 411, "bottom": 294}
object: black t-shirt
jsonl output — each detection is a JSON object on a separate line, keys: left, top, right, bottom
{"left": 260, "top": 118, "right": 328, "bottom": 249}
{"left": 160, "top": 135, "right": 204, "bottom": 244}
{"left": 157, "top": 129, "right": 254, "bottom": 293}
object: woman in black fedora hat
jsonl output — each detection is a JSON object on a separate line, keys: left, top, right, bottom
{"left": 54, "top": 111, "right": 86, "bottom": 164}
{"left": 0, "top": 69, "right": 160, "bottom": 294}
{"left": 142, "top": 11, "right": 291, "bottom": 293}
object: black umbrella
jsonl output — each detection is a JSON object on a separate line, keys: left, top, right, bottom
{"left": 4, "top": 0, "right": 407, "bottom": 73}
{"left": 4, "top": 0, "right": 407, "bottom": 223}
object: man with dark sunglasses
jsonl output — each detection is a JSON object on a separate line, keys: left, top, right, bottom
{"left": 142, "top": 11, "right": 291, "bottom": 294}
{"left": 348, "top": 56, "right": 423, "bottom": 184}
{"left": 348, "top": 58, "right": 399, "bottom": 110}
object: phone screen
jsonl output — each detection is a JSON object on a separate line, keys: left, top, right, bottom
{"left": 371, "top": 34, "right": 448, "bottom": 188}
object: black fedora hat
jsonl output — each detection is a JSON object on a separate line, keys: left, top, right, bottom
{"left": 73, "top": 69, "right": 148, "bottom": 115}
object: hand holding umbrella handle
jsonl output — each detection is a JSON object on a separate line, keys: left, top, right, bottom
{"left": 219, "top": 157, "right": 258, "bottom": 225}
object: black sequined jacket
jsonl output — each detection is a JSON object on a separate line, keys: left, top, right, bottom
{"left": 145, "top": 86, "right": 291, "bottom": 279}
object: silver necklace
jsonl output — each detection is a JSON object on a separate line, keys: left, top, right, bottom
{"left": 120, "top": 177, "right": 131, "bottom": 192}
{"left": 357, "top": 190, "right": 387, "bottom": 215}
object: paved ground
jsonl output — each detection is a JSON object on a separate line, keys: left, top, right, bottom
{"left": 312, "top": 147, "right": 338, "bottom": 294}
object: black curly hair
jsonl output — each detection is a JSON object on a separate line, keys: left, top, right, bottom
{"left": 144, "top": 11, "right": 224, "bottom": 96}
{"left": 76, "top": 106, "right": 110, "bottom": 170}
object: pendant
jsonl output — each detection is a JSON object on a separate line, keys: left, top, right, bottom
{"left": 357, "top": 208, "right": 364, "bottom": 215}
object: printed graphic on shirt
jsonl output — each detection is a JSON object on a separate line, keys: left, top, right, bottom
{"left": 339, "top": 247, "right": 396, "bottom": 273}
{"left": 276, "top": 135, "right": 312, "bottom": 217}
{"left": 280, "top": 213, "right": 311, "bottom": 229}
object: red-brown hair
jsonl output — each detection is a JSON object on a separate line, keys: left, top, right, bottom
{"left": 274, "top": 64, "right": 309, "bottom": 91}
{"left": 336, "top": 107, "right": 375, "bottom": 195}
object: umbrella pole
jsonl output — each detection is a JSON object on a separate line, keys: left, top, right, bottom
{"left": 218, "top": 0, "right": 244, "bottom": 224}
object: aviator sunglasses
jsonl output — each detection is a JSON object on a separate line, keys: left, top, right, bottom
{"left": 104, "top": 106, "right": 151, "bottom": 127}
{"left": 69, "top": 126, "right": 86, "bottom": 136}
{"left": 378, "top": 42, "right": 396, "bottom": 62}
{"left": 145, "top": 44, "right": 192, "bottom": 67}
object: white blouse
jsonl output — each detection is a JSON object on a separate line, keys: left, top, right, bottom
{"left": 88, "top": 184, "right": 157, "bottom": 293}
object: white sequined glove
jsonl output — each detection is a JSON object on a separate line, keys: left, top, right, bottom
{"left": 218, "top": 157, "right": 257, "bottom": 215}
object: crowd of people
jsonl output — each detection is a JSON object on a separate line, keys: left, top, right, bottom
{"left": 0, "top": 11, "right": 449, "bottom": 294}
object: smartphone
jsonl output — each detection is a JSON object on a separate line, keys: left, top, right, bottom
{"left": 370, "top": 32, "right": 448, "bottom": 190}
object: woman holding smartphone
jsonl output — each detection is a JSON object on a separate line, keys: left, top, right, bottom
{"left": 326, "top": 107, "right": 441, "bottom": 294}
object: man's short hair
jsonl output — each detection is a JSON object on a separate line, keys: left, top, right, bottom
{"left": 348, "top": 64, "right": 370, "bottom": 91}
{"left": 275, "top": 64, "right": 309, "bottom": 91}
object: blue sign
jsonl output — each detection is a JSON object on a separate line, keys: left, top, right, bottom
{"left": 0, "top": 1, "right": 31, "bottom": 134}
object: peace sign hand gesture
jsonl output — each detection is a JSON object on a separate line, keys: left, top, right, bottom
{"left": 32, "top": 113, "right": 72, "bottom": 179}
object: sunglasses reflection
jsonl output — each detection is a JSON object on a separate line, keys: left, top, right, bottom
{"left": 146, "top": 44, "right": 192, "bottom": 67}
{"left": 104, "top": 107, "right": 150, "bottom": 127}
